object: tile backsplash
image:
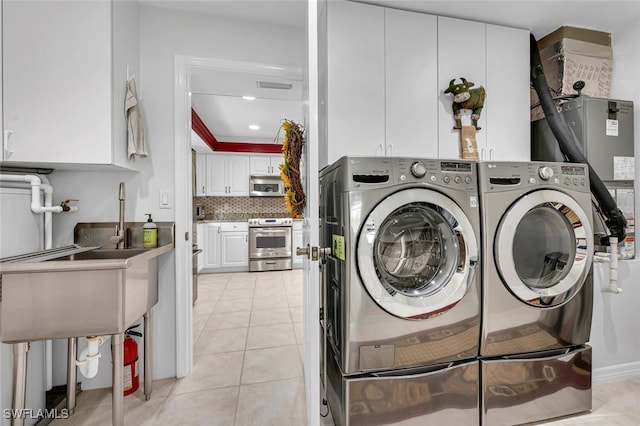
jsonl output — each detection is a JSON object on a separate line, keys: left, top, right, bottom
{"left": 194, "top": 196, "right": 289, "bottom": 221}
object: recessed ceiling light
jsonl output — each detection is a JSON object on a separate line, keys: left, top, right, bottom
{"left": 249, "top": 124, "right": 260, "bottom": 130}
{"left": 242, "top": 95, "right": 256, "bottom": 101}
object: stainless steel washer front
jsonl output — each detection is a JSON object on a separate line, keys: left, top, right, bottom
{"left": 478, "top": 161, "right": 594, "bottom": 357}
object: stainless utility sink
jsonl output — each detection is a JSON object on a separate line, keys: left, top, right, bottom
{"left": 0, "top": 222, "right": 174, "bottom": 343}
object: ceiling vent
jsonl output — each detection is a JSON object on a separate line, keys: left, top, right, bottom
{"left": 256, "top": 81, "right": 293, "bottom": 90}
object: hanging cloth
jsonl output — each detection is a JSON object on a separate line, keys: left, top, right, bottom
{"left": 125, "top": 78, "right": 147, "bottom": 160}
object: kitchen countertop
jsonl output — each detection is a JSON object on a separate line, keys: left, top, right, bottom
{"left": 196, "top": 214, "right": 301, "bottom": 223}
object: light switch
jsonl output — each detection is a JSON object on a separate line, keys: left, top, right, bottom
{"left": 160, "top": 189, "right": 171, "bottom": 209}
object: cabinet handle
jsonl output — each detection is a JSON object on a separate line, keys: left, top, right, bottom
{"left": 489, "top": 148, "right": 495, "bottom": 160}
{"left": 4, "top": 130, "right": 14, "bottom": 159}
{"left": 375, "top": 143, "right": 383, "bottom": 156}
{"left": 387, "top": 144, "right": 393, "bottom": 156}
{"left": 480, "top": 148, "right": 486, "bottom": 161}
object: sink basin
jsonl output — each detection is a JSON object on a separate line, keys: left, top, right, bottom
{"left": 0, "top": 224, "right": 174, "bottom": 343}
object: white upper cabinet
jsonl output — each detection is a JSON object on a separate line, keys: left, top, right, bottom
{"left": 206, "top": 154, "right": 250, "bottom": 196}
{"left": 195, "top": 154, "right": 207, "bottom": 196}
{"left": 385, "top": 9, "right": 438, "bottom": 158}
{"left": 320, "top": 2, "right": 530, "bottom": 167}
{"left": 485, "top": 24, "right": 530, "bottom": 161}
{"left": 2, "top": 0, "right": 139, "bottom": 169}
{"left": 324, "top": 0, "right": 385, "bottom": 163}
{"left": 437, "top": 16, "right": 530, "bottom": 161}
{"left": 249, "top": 154, "right": 284, "bottom": 176}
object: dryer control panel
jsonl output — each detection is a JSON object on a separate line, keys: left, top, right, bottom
{"left": 478, "top": 161, "right": 590, "bottom": 194}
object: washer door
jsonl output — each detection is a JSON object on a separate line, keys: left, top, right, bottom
{"left": 357, "top": 188, "right": 478, "bottom": 319}
{"left": 495, "top": 189, "right": 593, "bottom": 307}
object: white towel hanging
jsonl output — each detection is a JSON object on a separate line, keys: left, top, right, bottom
{"left": 125, "top": 78, "right": 147, "bottom": 160}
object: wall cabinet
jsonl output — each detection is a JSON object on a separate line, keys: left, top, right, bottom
{"left": 200, "top": 222, "right": 248, "bottom": 272}
{"left": 320, "top": 1, "right": 530, "bottom": 167}
{"left": 322, "top": 2, "right": 438, "bottom": 164}
{"left": 2, "top": 0, "right": 140, "bottom": 170}
{"left": 250, "top": 154, "right": 284, "bottom": 176}
{"left": 195, "top": 154, "right": 207, "bottom": 196}
{"left": 437, "top": 17, "right": 530, "bottom": 161}
{"left": 206, "top": 155, "right": 250, "bottom": 196}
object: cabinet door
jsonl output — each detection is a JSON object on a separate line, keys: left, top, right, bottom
{"left": 385, "top": 9, "right": 438, "bottom": 158}
{"left": 250, "top": 155, "right": 271, "bottom": 175}
{"left": 227, "top": 155, "right": 250, "bottom": 196}
{"left": 204, "top": 224, "right": 221, "bottom": 269}
{"left": 270, "top": 154, "right": 284, "bottom": 176}
{"left": 197, "top": 223, "right": 205, "bottom": 272}
{"left": 325, "top": 1, "right": 385, "bottom": 164}
{"left": 292, "top": 229, "right": 304, "bottom": 269}
{"left": 437, "top": 17, "right": 487, "bottom": 160}
{"left": 221, "top": 232, "right": 248, "bottom": 267}
{"left": 486, "top": 24, "right": 530, "bottom": 161}
{"left": 3, "top": 1, "right": 111, "bottom": 164}
{"left": 195, "top": 154, "right": 207, "bottom": 196}
{"left": 206, "top": 155, "right": 227, "bottom": 196}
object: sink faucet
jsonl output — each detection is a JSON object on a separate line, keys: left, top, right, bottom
{"left": 110, "top": 182, "right": 126, "bottom": 249}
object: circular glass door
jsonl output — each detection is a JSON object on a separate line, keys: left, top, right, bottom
{"left": 495, "top": 189, "right": 593, "bottom": 307}
{"left": 357, "top": 188, "right": 478, "bottom": 319}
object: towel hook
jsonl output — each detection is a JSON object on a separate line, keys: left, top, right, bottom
{"left": 126, "top": 65, "right": 135, "bottom": 82}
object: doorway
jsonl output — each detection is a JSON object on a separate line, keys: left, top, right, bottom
{"left": 173, "top": 54, "right": 321, "bottom": 424}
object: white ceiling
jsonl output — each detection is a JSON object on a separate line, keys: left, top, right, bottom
{"left": 139, "top": 0, "right": 640, "bottom": 152}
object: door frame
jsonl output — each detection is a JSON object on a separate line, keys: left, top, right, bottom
{"left": 174, "top": 54, "right": 320, "bottom": 423}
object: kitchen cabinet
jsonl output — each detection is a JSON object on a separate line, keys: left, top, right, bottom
{"left": 292, "top": 220, "right": 303, "bottom": 269}
{"left": 437, "top": 17, "right": 530, "bottom": 161}
{"left": 206, "top": 154, "right": 250, "bottom": 196}
{"left": 203, "top": 223, "right": 222, "bottom": 270}
{"left": 220, "top": 222, "right": 249, "bottom": 268}
{"left": 2, "top": 0, "right": 140, "bottom": 170}
{"left": 322, "top": 1, "right": 438, "bottom": 164}
{"left": 320, "top": 2, "right": 530, "bottom": 167}
{"left": 200, "top": 222, "right": 248, "bottom": 272}
{"left": 250, "top": 154, "right": 284, "bottom": 176}
{"left": 195, "top": 154, "right": 207, "bottom": 196}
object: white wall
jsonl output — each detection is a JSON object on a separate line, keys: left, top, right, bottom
{"left": 591, "top": 22, "right": 640, "bottom": 379}
{"left": 46, "top": 5, "right": 303, "bottom": 390}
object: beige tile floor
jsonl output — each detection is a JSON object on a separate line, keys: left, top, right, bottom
{"left": 49, "top": 269, "right": 640, "bottom": 425}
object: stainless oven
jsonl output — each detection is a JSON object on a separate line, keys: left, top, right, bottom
{"left": 248, "top": 218, "right": 292, "bottom": 271}
{"left": 249, "top": 176, "right": 285, "bottom": 197}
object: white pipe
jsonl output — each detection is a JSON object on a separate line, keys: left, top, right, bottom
{"left": 1, "top": 173, "right": 78, "bottom": 390}
{"left": 602, "top": 237, "right": 623, "bottom": 294}
{"left": 76, "top": 336, "right": 111, "bottom": 379}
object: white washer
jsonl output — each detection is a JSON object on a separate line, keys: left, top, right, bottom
{"left": 320, "top": 156, "right": 481, "bottom": 425}
{"left": 478, "top": 161, "right": 594, "bottom": 425}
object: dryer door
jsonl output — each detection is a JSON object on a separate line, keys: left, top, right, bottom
{"left": 357, "top": 188, "right": 478, "bottom": 319}
{"left": 495, "top": 189, "right": 594, "bottom": 307}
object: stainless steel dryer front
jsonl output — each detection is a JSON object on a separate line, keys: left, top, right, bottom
{"left": 478, "top": 161, "right": 594, "bottom": 425}
{"left": 320, "top": 156, "right": 482, "bottom": 425}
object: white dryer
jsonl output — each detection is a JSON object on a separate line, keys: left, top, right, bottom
{"left": 320, "top": 157, "right": 481, "bottom": 425}
{"left": 477, "top": 161, "right": 594, "bottom": 425}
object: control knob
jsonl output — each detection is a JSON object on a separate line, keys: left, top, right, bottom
{"left": 410, "top": 161, "right": 427, "bottom": 178}
{"left": 538, "top": 166, "right": 554, "bottom": 181}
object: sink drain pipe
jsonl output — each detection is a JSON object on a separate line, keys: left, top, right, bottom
{"left": 76, "top": 336, "right": 111, "bottom": 379}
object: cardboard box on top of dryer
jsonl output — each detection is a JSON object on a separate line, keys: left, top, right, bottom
{"left": 531, "top": 26, "right": 613, "bottom": 121}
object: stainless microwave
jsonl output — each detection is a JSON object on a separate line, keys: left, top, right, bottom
{"left": 249, "top": 176, "right": 285, "bottom": 197}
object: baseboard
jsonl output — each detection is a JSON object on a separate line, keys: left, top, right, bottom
{"left": 593, "top": 361, "right": 640, "bottom": 383}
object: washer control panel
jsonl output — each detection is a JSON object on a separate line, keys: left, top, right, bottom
{"left": 478, "top": 161, "right": 590, "bottom": 193}
{"left": 394, "top": 158, "right": 477, "bottom": 190}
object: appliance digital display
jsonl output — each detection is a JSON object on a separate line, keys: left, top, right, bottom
{"left": 441, "top": 162, "right": 472, "bottom": 173}
{"left": 561, "top": 165, "right": 586, "bottom": 175}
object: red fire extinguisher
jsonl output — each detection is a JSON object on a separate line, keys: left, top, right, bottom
{"left": 123, "top": 325, "right": 142, "bottom": 396}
